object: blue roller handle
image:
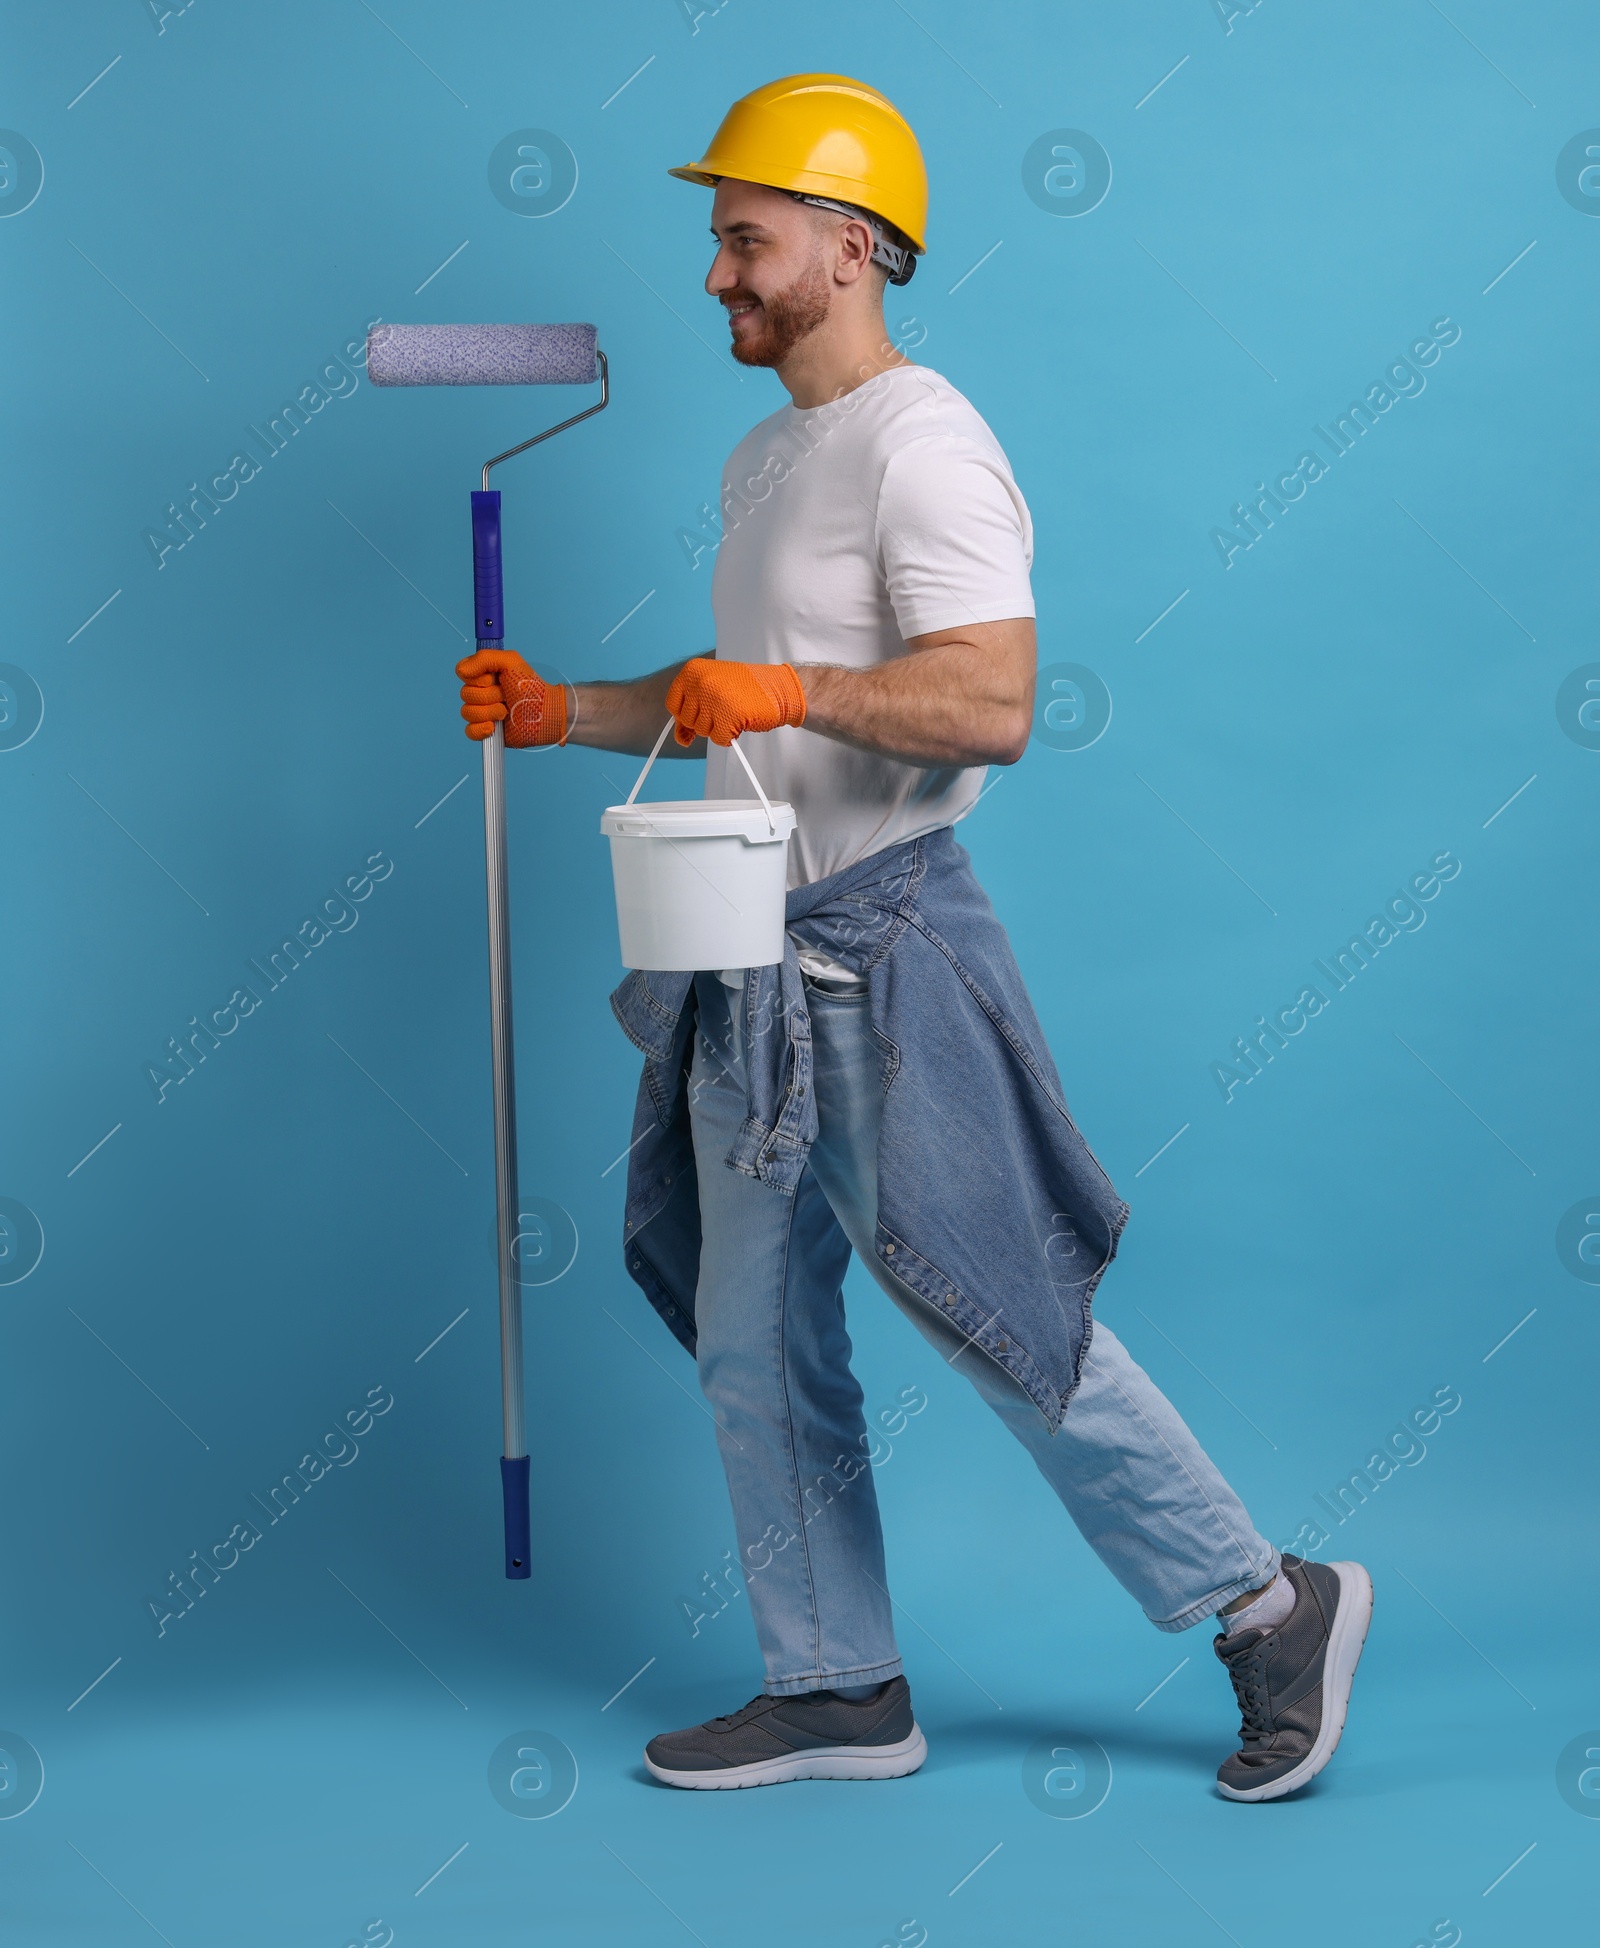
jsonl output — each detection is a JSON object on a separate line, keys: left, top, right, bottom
{"left": 501, "top": 1456, "right": 531, "bottom": 1578}
{"left": 472, "top": 490, "right": 504, "bottom": 646}
{"left": 477, "top": 484, "right": 526, "bottom": 1581}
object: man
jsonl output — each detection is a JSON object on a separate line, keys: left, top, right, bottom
{"left": 456, "top": 74, "right": 1371, "bottom": 1800}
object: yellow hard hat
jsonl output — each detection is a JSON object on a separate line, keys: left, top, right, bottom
{"left": 669, "top": 73, "right": 928, "bottom": 266}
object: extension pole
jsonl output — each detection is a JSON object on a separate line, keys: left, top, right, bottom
{"left": 472, "top": 349, "right": 608, "bottom": 1579}
{"left": 472, "top": 483, "right": 530, "bottom": 1576}
{"left": 481, "top": 721, "right": 530, "bottom": 1576}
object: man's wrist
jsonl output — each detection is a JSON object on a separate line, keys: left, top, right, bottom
{"left": 793, "top": 661, "right": 847, "bottom": 728}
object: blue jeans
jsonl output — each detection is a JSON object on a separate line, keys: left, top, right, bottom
{"left": 687, "top": 972, "right": 1280, "bottom": 1696}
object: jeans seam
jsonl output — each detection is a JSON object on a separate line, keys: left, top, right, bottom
{"left": 772, "top": 1162, "right": 824, "bottom": 1679}
{"left": 694, "top": 1000, "right": 826, "bottom": 1676}
{"left": 1098, "top": 1364, "right": 1261, "bottom": 1590}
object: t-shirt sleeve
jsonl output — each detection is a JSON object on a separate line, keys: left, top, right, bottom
{"left": 874, "top": 434, "right": 1035, "bottom": 639}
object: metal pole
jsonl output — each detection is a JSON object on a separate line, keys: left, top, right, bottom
{"left": 481, "top": 721, "right": 529, "bottom": 1575}
{"left": 482, "top": 723, "right": 525, "bottom": 1461}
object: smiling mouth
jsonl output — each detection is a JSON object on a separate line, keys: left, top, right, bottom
{"left": 724, "top": 300, "right": 760, "bottom": 323}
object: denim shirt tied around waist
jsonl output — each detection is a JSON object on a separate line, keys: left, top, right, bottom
{"left": 609, "top": 825, "right": 1130, "bottom": 1429}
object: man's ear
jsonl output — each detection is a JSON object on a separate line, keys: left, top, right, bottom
{"left": 833, "top": 216, "right": 876, "bottom": 287}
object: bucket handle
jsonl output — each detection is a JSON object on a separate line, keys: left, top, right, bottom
{"left": 624, "top": 716, "right": 778, "bottom": 836}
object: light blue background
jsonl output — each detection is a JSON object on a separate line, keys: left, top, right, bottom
{"left": 3, "top": 2, "right": 1597, "bottom": 1942}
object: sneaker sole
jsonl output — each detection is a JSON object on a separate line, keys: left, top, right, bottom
{"left": 644, "top": 1724, "right": 928, "bottom": 1790}
{"left": 1217, "top": 1559, "right": 1373, "bottom": 1803}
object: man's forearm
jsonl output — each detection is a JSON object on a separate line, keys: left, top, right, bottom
{"left": 564, "top": 663, "right": 704, "bottom": 756}
{"left": 553, "top": 620, "right": 1034, "bottom": 765}
{"left": 796, "top": 627, "right": 1035, "bottom": 769}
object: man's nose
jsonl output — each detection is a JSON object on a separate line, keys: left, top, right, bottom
{"left": 705, "top": 246, "right": 738, "bottom": 296}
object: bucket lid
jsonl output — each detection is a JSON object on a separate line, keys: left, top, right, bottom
{"left": 601, "top": 797, "right": 796, "bottom": 844}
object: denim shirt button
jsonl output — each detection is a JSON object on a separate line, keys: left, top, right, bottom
{"left": 996, "top": 1337, "right": 1008, "bottom": 1352}
{"left": 884, "top": 1243, "right": 896, "bottom": 1256}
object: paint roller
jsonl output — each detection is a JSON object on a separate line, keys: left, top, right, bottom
{"left": 368, "top": 321, "right": 609, "bottom": 1580}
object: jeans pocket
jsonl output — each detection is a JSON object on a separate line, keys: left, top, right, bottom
{"left": 803, "top": 975, "right": 870, "bottom": 1004}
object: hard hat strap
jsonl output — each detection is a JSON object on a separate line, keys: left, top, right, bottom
{"left": 786, "top": 191, "right": 918, "bottom": 286}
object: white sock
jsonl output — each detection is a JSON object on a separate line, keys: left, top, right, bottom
{"left": 1221, "top": 1571, "right": 1296, "bottom": 1635}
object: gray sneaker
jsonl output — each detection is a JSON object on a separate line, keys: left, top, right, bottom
{"left": 644, "top": 1678, "right": 927, "bottom": 1790}
{"left": 1213, "top": 1554, "right": 1373, "bottom": 1801}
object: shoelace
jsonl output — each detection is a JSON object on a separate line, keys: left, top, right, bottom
{"left": 1222, "top": 1638, "right": 1274, "bottom": 1743}
{"left": 708, "top": 1695, "right": 771, "bottom": 1731}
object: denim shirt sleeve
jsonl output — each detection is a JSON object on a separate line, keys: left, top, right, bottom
{"left": 609, "top": 969, "right": 700, "bottom": 1354}
{"left": 606, "top": 953, "right": 822, "bottom": 1360}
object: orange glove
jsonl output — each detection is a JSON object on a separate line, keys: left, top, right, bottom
{"left": 665, "top": 657, "right": 806, "bottom": 748}
{"left": 456, "top": 650, "right": 567, "bottom": 746}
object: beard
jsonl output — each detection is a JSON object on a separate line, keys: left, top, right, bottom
{"left": 725, "top": 258, "right": 831, "bottom": 367}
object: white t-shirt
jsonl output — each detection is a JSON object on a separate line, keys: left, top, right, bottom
{"left": 705, "top": 363, "right": 1035, "bottom": 896}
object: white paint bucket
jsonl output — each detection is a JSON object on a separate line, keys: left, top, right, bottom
{"left": 600, "top": 721, "right": 796, "bottom": 971}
